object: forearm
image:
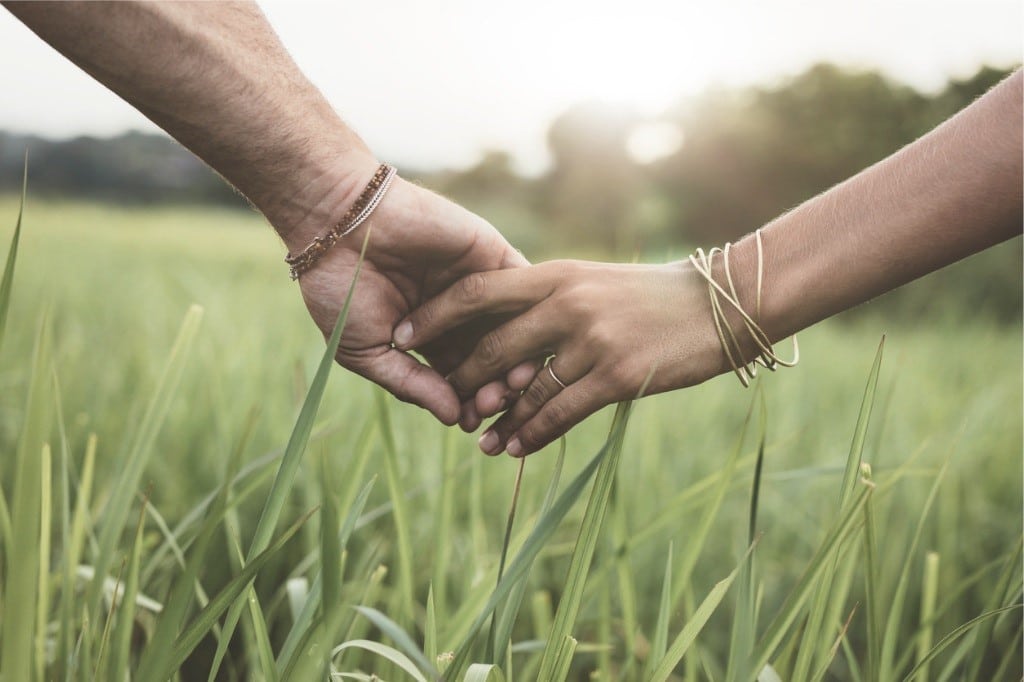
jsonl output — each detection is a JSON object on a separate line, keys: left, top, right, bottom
{"left": 3, "top": 1, "right": 374, "bottom": 246}
{"left": 727, "top": 69, "right": 1022, "bottom": 343}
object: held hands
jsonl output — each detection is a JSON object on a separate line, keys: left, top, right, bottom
{"left": 393, "top": 260, "right": 733, "bottom": 457}
{"left": 288, "top": 159, "right": 534, "bottom": 426}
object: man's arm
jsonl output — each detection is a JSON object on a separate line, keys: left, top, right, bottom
{"left": 3, "top": 1, "right": 371, "bottom": 247}
{"left": 4, "top": 0, "right": 531, "bottom": 424}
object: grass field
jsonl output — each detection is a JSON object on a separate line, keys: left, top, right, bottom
{"left": 0, "top": 196, "right": 1020, "bottom": 681}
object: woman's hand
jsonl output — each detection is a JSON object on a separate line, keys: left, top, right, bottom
{"left": 393, "top": 260, "right": 731, "bottom": 456}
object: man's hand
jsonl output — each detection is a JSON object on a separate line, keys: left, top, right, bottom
{"left": 286, "top": 160, "right": 530, "bottom": 425}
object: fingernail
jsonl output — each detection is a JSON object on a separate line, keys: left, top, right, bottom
{"left": 506, "top": 437, "right": 523, "bottom": 457}
{"left": 478, "top": 430, "right": 500, "bottom": 455}
{"left": 393, "top": 321, "right": 413, "bottom": 348}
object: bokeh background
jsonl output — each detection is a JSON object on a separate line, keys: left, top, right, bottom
{"left": 0, "top": 1, "right": 1020, "bottom": 326}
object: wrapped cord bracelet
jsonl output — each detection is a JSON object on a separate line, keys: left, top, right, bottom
{"left": 285, "top": 163, "right": 397, "bottom": 280}
{"left": 689, "top": 229, "right": 799, "bottom": 387}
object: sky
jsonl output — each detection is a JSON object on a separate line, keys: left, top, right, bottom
{"left": 0, "top": 1, "right": 1019, "bottom": 173}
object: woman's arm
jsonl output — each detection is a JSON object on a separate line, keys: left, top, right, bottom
{"left": 396, "top": 69, "right": 1023, "bottom": 457}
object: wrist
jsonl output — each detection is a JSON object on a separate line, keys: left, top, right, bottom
{"left": 263, "top": 147, "right": 382, "bottom": 254}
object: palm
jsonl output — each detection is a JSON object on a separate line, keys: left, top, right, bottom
{"left": 296, "top": 178, "right": 526, "bottom": 424}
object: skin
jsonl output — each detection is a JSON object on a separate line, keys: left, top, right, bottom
{"left": 3, "top": 0, "right": 533, "bottom": 424}
{"left": 396, "top": 69, "right": 1023, "bottom": 457}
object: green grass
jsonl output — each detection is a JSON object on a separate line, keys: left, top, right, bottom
{"left": 0, "top": 196, "right": 1020, "bottom": 680}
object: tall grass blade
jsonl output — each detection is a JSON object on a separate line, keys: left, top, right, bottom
{"left": 855, "top": 464, "right": 880, "bottom": 682}
{"left": 726, "top": 385, "right": 767, "bottom": 682}
{"left": 33, "top": 444, "right": 52, "bottom": 681}
{"left": 209, "top": 225, "right": 374, "bottom": 678}
{"left": 320, "top": 449, "right": 343, "bottom": 625}
{"left": 109, "top": 498, "right": 147, "bottom": 680}
{"left": 487, "top": 457, "right": 526, "bottom": 663}
{"left": 749, "top": 482, "right": 873, "bottom": 673}
{"left": 648, "top": 548, "right": 750, "bottom": 681}
{"left": 58, "top": 433, "right": 96, "bottom": 680}
{"left": 159, "top": 508, "right": 317, "bottom": 677}
{"left": 425, "top": 585, "right": 438, "bottom": 666}
{"left": 87, "top": 304, "right": 203, "bottom": 620}
{"left": 913, "top": 552, "right": 939, "bottom": 681}
{"left": 330, "top": 640, "right": 428, "bottom": 682}
{"left": 1, "top": 315, "right": 52, "bottom": 682}
{"left": 276, "top": 477, "right": 376, "bottom": 676}
{"left": 0, "top": 152, "right": 26, "bottom": 353}
{"left": 900, "top": 603, "right": 1022, "bottom": 681}
{"left": 549, "top": 634, "right": 578, "bottom": 681}
{"left": 878, "top": 452, "right": 951, "bottom": 680}
{"left": 491, "top": 438, "right": 566, "bottom": 663}
{"left": 354, "top": 606, "right": 439, "bottom": 679}
{"left": 535, "top": 401, "right": 631, "bottom": 680}
{"left": 642, "top": 541, "right": 674, "bottom": 680}
{"left": 134, "top": 423, "right": 247, "bottom": 680}
{"left": 447, "top": 402, "right": 633, "bottom": 678}
{"left": 963, "top": 537, "right": 1022, "bottom": 681}
{"left": 464, "top": 663, "right": 506, "bottom": 681}
{"left": 374, "top": 392, "right": 416, "bottom": 624}
{"left": 793, "top": 338, "right": 884, "bottom": 680}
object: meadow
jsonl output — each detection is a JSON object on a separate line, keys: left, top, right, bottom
{"left": 0, "top": 196, "right": 1020, "bottom": 681}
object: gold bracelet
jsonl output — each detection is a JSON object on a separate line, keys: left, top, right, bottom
{"left": 285, "top": 163, "right": 397, "bottom": 280}
{"left": 689, "top": 229, "right": 798, "bottom": 387}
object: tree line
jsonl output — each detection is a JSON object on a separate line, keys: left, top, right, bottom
{"left": 0, "top": 62, "right": 1018, "bottom": 321}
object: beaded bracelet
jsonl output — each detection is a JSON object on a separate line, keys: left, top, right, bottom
{"left": 689, "top": 229, "right": 799, "bottom": 387}
{"left": 285, "top": 163, "right": 397, "bottom": 280}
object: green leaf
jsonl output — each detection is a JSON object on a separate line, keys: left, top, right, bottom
{"left": 464, "top": 663, "right": 507, "bottom": 681}
{"left": 749, "top": 481, "right": 873, "bottom": 673}
{"left": 0, "top": 152, "right": 26, "bottom": 354}
{"left": 109, "top": 498, "right": 147, "bottom": 680}
{"left": 901, "top": 604, "right": 1023, "bottom": 681}
{"left": 354, "top": 606, "right": 440, "bottom": 679}
{"left": 1, "top": 314, "right": 52, "bottom": 682}
{"left": 536, "top": 402, "right": 631, "bottom": 680}
{"left": 330, "top": 639, "right": 428, "bottom": 682}
{"left": 276, "top": 477, "right": 376, "bottom": 677}
{"left": 160, "top": 508, "right": 317, "bottom": 677}
{"left": 447, "top": 402, "right": 633, "bottom": 678}
{"left": 648, "top": 548, "right": 751, "bottom": 681}
{"left": 209, "top": 224, "right": 374, "bottom": 680}
{"left": 792, "top": 337, "right": 884, "bottom": 680}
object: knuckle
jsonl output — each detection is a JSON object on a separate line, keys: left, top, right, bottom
{"left": 476, "top": 331, "right": 506, "bottom": 368}
{"left": 523, "top": 379, "right": 551, "bottom": 407}
{"left": 457, "top": 273, "right": 488, "bottom": 304}
{"left": 537, "top": 402, "right": 569, "bottom": 435}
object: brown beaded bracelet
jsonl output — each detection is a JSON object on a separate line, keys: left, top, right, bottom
{"left": 285, "top": 163, "right": 397, "bottom": 280}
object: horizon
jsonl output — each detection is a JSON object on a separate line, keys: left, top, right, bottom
{"left": 1, "top": 1, "right": 1020, "bottom": 173}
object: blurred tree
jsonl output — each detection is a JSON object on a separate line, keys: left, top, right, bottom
{"left": 542, "top": 101, "right": 642, "bottom": 255}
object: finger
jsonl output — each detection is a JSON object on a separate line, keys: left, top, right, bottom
{"left": 477, "top": 355, "right": 591, "bottom": 455}
{"left": 472, "top": 359, "right": 542, "bottom": 421}
{"left": 474, "top": 380, "right": 511, "bottom": 418}
{"left": 458, "top": 398, "right": 482, "bottom": 432}
{"left": 505, "top": 375, "right": 609, "bottom": 457}
{"left": 507, "top": 359, "right": 542, "bottom": 392}
{"left": 348, "top": 347, "right": 461, "bottom": 425}
{"left": 393, "top": 267, "right": 555, "bottom": 351}
{"left": 447, "top": 308, "right": 567, "bottom": 398}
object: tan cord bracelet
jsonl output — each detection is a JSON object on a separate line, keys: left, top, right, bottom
{"left": 285, "top": 163, "right": 397, "bottom": 280}
{"left": 689, "top": 229, "right": 799, "bottom": 387}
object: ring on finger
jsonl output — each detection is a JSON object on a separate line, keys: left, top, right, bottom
{"left": 547, "top": 362, "right": 568, "bottom": 389}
